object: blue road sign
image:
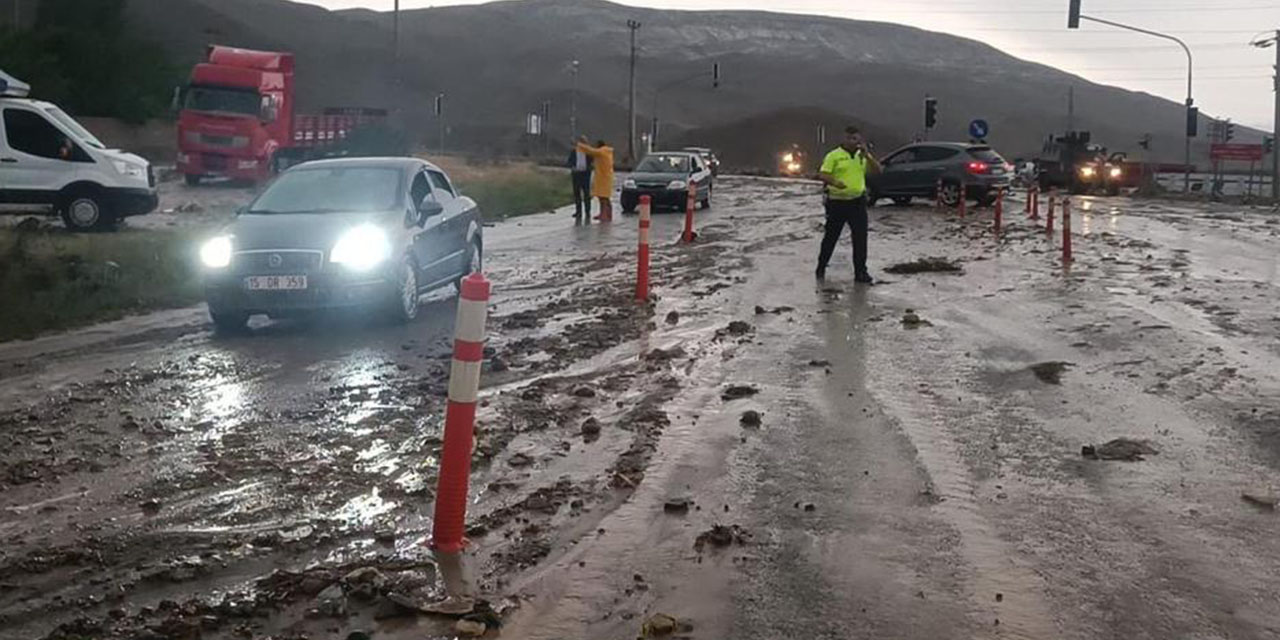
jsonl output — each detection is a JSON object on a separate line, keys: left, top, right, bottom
{"left": 969, "top": 119, "right": 989, "bottom": 140}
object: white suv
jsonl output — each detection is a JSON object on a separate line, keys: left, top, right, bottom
{"left": 0, "top": 70, "right": 158, "bottom": 231}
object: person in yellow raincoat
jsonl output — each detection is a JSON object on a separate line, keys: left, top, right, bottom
{"left": 576, "top": 136, "right": 615, "bottom": 221}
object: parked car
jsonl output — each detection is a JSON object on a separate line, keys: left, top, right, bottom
{"left": 682, "top": 146, "right": 720, "bottom": 176}
{"left": 868, "top": 142, "right": 1012, "bottom": 207}
{"left": 0, "top": 69, "right": 158, "bottom": 231}
{"left": 621, "top": 151, "right": 714, "bottom": 213}
{"left": 198, "top": 157, "right": 482, "bottom": 332}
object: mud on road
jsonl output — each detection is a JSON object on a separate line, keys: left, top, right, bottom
{"left": 3, "top": 178, "right": 1280, "bottom": 639}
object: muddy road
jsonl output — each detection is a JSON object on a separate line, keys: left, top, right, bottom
{"left": 3, "top": 178, "right": 1280, "bottom": 639}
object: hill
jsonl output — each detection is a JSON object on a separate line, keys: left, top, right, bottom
{"left": 120, "top": 0, "right": 1249, "bottom": 168}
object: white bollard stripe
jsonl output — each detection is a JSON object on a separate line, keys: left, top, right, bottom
{"left": 448, "top": 359, "right": 483, "bottom": 403}
{"left": 454, "top": 299, "right": 489, "bottom": 343}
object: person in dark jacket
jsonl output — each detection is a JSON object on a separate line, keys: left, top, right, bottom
{"left": 567, "top": 144, "right": 594, "bottom": 221}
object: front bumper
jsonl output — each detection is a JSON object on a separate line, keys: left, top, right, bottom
{"left": 204, "top": 266, "right": 394, "bottom": 315}
{"left": 621, "top": 188, "right": 690, "bottom": 210}
{"left": 178, "top": 150, "right": 270, "bottom": 181}
{"left": 104, "top": 187, "right": 159, "bottom": 218}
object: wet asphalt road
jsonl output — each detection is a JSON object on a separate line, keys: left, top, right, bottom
{"left": 3, "top": 177, "right": 1280, "bottom": 639}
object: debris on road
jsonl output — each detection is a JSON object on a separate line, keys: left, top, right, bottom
{"left": 808, "top": 359, "right": 831, "bottom": 367}
{"left": 902, "top": 310, "right": 932, "bottom": 328}
{"left": 885, "top": 257, "right": 963, "bottom": 274}
{"left": 1081, "top": 438, "right": 1160, "bottom": 461}
{"left": 665, "top": 310, "right": 680, "bottom": 325}
{"left": 581, "top": 417, "right": 602, "bottom": 439}
{"left": 695, "top": 524, "right": 750, "bottom": 551}
{"left": 664, "top": 498, "right": 693, "bottom": 514}
{"left": 456, "top": 618, "right": 488, "bottom": 636}
{"left": 1241, "top": 492, "right": 1278, "bottom": 511}
{"left": 644, "top": 345, "right": 687, "bottom": 362}
{"left": 641, "top": 612, "right": 681, "bottom": 637}
{"left": 755, "top": 305, "right": 795, "bottom": 315}
{"left": 508, "top": 452, "right": 535, "bottom": 467}
{"left": 722, "top": 385, "right": 760, "bottom": 401}
{"left": 572, "top": 385, "right": 597, "bottom": 398}
{"left": 721, "top": 320, "right": 754, "bottom": 336}
{"left": 1030, "top": 361, "right": 1073, "bottom": 385}
{"left": 740, "top": 410, "right": 763, "bottom": 427}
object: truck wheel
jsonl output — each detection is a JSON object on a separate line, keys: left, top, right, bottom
{"left": 184, "top": 174, "right": 201, "bottom": 187}
{"left": 59, "top": 188, "right": 114, "bottom": 232}
{"left": 209, "top": 307, "right": 249, "bottom": 334}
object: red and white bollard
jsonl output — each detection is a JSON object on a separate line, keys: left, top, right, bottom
{"left": 1030, "top": 185, "right": 1040, "bottom": 220}
{"left": 636, "top": 195, "right": 651, "bottom": 301}
{"left": 682, "top": 184, "right": 697, "bottom": 243}
{"left": 1024, "top": 184, "right": 1033, "bottom": 217}
{"left": 1062, "top": 197, "right": 1073, "bottom": 264}
{"left": 426, "top": 272, "right": 491, "bottom": 613}
{"left": 993, "top": 187, "right": 1004, "bottom": 237}
{"left": 1045, "top": 192, "right": 1056, "bottom": 236}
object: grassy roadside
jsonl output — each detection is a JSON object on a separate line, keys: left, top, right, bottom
{"left": 430, "top": 157, "right": 574, "bottom": 220}
{"left": 0, "top": 228, "right": 202, "bottom": 342}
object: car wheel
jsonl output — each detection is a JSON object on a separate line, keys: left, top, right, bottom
{"left": 184, "top": 174, "right": 201, "bottom": 187}
{"left": 939, "top": 182, "right": 963, "bottom": 207}
{"left": 58, "top": 188, "right": 114, "bottom": 232}
{"left": 621, "top": 198, "right": 638, "bottom": 214}
{"left": 456, "top": 239, "right": 483, "bottom": 289}
{"left": 209, "top": 307, "right": 249, "bottom": 334}
{"left": 389, "top": 255, "right": 421, "bottom": 323}
{"left": 892, "top": 196, "right": 912, "bottom": 206}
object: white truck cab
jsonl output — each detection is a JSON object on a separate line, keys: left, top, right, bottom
{"left": 0, "top": 70, "right": 158, "bottom": 231}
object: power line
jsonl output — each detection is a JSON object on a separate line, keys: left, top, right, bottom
{"left": 857, "top": 5, "right": 1280, "bottom": 13}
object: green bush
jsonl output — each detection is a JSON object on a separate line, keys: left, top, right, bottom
{"left": 456, "top": 169, "right": 573, "bottom": 220}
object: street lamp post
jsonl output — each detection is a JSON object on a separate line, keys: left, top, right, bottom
{"left": 1070, "top": 13, "right": 1195, "bottom": 193}
{"left": 570, "top": 60, "right": 580, "bottom": 140}
{"left": 626, "top": 20, "right": 641, "bottom": 163}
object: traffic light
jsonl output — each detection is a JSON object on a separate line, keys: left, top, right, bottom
{"left": 924, "top": 97, "right": 938, "bottom": 129}
{"left": 1266, "top": 137, "right": 1275, "bottom": 153}
{"left": 1068, "top": 0, "right": 1082, "bottom": 29}
{"left": 1186, "top": 105, "right": 1199, "bottom": 137}
{"left": 1224, "top": 120, "right": 1235, "bottom": 142}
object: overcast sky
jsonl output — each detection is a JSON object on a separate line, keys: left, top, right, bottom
{"left": 291, "top": 0, "right": 1278, "bottom": 131}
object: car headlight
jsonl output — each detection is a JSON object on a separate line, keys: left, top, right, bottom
{"left": 668, "top": 180, "right": 688, "bottom": 190}
{"left": 1079, "top": 166, "right": 1096, "bottom": 178}
{"left": 1109, "top": 167, "right": 1122, "bottom": 178}
{"left": 200, "top": 236, "right": 233, "bottom": 269}
{"left": 331, "top": 225, "right": 392, "bottom": 271}
{"left": 623, "top": 178, "right": 637, "bottom": 189}
{"left": 112, "top": 160, "right": 145, "bottom": 179}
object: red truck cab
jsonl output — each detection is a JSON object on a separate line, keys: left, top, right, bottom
{"left": 177, "top": 46, "right": 294, "bottom": 185}
{"left": 177, "top": 45, "right": 386, "bottom": 185}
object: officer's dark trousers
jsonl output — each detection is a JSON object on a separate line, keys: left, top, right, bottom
{"left": 572, "top": 172, "right": 592, "bottom": 216}
{"left": 817, "top": 196, "right": 869, "bottom": 274}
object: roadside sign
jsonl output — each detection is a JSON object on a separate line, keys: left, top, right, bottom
{"left": 526, "top": 113, "right": 542, "bottom": 136}
{"left": 969, "top": 119, "right": 989, "bottom": 140}
{"left": 1210, "top": 143, "right": 1264, "bottom": 162}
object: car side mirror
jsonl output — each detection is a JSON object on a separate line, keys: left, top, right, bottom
{"left": 417, "top": 199, "right": 444, "bottom": 223}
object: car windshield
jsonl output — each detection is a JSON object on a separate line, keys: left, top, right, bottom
{"left": 184, "top": 85, "right": 261, "bottom": 117}
{"left": 249, "top": 167, "right": 403, "bottom": 214}
{"left": 636, "top": 155, "right": 690, "bottom": 173}
{"left": 968, "top": 147, "right": 1006, "bottom": 164}
{"left": 43, "top": 107, "right": 105, "bottom": 149}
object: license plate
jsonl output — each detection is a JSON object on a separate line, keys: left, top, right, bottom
{"left": 245, "top": 275, "right": 307, "bottom": 291}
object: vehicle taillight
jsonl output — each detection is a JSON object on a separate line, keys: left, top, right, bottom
{"left": 966, "top": 161, "right": 989, "bottom": 174}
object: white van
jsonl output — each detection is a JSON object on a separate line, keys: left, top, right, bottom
{"left": 0, "top": 70, "right": 158, "bottom": 231}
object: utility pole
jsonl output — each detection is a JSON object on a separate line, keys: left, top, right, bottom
{"left": 1250, "top": 30, "right": 1279, "bottom": 199}
{"left": 542, "top": 100, "right": 552, "bottom": 158}
{"left": 626, "top": 19, "right": 641, "bottom": 163}
{"left": 570, "top": 60, "right": 580, "bottom": 140}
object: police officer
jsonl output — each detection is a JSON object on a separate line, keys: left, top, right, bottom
{"left": 816, "top": 125, "right": 882, "bottom": 283}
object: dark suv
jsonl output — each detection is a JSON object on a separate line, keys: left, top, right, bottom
{"left": 868, "top": 142, "right": 1012, "bottom": 207}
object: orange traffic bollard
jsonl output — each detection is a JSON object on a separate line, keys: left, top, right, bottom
{"left": 1045, "top": 193, "right": 1056, "bottom": 236}
{"left": 1062, "top": 197, "right": 1073, "bottom": 264}
{"left": 636, "top": 195, "right": 651, "bottom": 301}
{"left": 431, "top": 272, "right": 491, "bottom": 555}
{"left": 1030, "top": 185, "right": 1040, "bottom": 220}
{"left": 994, "top": 187, "right": 1003, "bottom": 237}
{"left": 682, "top": 184, "right": 697, "bottom": 243}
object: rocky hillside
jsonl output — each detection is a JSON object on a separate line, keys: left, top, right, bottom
{"left": 123, "top": 0, "right": 1242, "bottom": 168}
